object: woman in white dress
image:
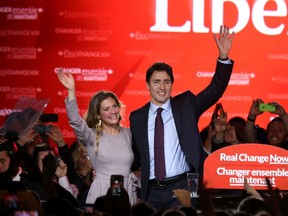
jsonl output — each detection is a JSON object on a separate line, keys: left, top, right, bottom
{"left": 57, "top": 70, "right": 138, "bottom": 206}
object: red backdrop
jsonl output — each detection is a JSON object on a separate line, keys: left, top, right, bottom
{"left": 1, "top": 0, "right": 288, "bottom": 144}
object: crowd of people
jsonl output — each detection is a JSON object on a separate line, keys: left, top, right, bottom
{"left": 1, "top": 25, "right": 288, "bottom": 215}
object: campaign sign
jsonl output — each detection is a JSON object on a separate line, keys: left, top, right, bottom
{"left": 204, "top": 144, "right": 288, "bottom": 190}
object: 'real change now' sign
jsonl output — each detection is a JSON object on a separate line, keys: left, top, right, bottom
{"left": 203, "top": 144, "right": 288, "bottom": 190}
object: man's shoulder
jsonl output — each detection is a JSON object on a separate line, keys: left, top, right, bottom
{"left": 172, "top": 90, "right": 193, "bottom": 101}
{"left": 130, "top": 102, "right": 150, "bottom": 115}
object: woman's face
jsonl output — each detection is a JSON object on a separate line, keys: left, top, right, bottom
{"left": 78, "top": 146, "right": 90, "bottom": 164}
{"left": 99, "top": 97, "right": 120, "bottom": 127}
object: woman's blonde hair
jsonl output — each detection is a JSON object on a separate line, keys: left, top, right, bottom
{"left": 83, "top": 90, "right": 125, "bottom": 152}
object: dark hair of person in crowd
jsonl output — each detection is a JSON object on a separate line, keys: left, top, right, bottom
{"left": 228, "top": 116, "right": 246, "bottom": 143}
{"left": 162, "top": 208, "right": 186, "bottom": 216}
{"left": 102, "top": 187, "right": 131, "bottom": 216}
{"left": 215, "top": 209, "right": 233, "bottom": 216}
{"left": 43, "top": 197, "right": 80, "bottom": 216}
{"left": 237, "top": 196, "right": 268, "bottom": 215}
{"left": 0, "top": 139, "right": 19, "bottom": 184}
{"left": 178, "top": 206, "right": 198, "bottom": 216}
{"left": 93, "top": 195, "right": 106, "bottom": 213}
{"left": 131, "top": 200, "right": 156, "bottom": 216}
{"left": 232, "top": 212, "right": 252, "bottom": 216}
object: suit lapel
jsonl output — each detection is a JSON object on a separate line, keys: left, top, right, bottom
{"left": 139, "top": 103, "right": 150, "bottom": 163}
{"left": 171, "top": 98, "right": 181, "bottom": 140}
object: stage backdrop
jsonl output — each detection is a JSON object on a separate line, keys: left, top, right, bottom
{"left": 1, "top": 0, "right": 288, "bottom": 144}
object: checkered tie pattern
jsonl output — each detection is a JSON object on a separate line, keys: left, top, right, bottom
{"left": 154, "top": 107, "right": 165, "bottom": 181}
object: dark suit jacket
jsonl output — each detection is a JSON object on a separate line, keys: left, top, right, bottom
{"left": 130, "top": 60, "right": 234, "bottom": 200}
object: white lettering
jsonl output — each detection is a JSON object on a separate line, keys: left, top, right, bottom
{"left": 150, "top": 0, "right": 191, "bottom": 32}
{"left": 55, "top": 28, "right": 82, "bottom": 34}
{"left": 193, "top": 0, "right": 209, "bottom": 33}
{"left": 252, "top": 0, "right": 286, "bottom": 35}
{"left": 150, "top": 0, "right": 287, "bottom": 35}
{"left": 217, "top": 167, "right": 250, "bottom": 177}
{"left": 0, "top": 7, "right": 12, "bottom": 13}
{"left": 238, "top": 154, "right": 269, "bottom": 164}
{"left": 212, "top": 0, "right": 250, "bottom": 33}
{"left": 220, "top": 153, "right": 238, "bottom": 161}
{"left": 270, "top": 154, "right": 288, "bottom": 164}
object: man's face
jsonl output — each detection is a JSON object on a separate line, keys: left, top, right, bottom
{"left": 146, "top": 71, "right": 172, "bottom": 106}
{"left": 0, "top": 151, "right": 10, "bottom": 173}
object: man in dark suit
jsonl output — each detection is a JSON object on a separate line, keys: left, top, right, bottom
{"left": 130, "top": 25, "right": 235, "bottom": 211}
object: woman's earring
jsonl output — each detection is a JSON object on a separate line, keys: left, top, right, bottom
{"left": 98, "top": 119, "right": 101, "bottom": 126}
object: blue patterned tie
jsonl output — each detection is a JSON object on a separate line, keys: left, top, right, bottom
{"left": 154, "top": 107, "right": 165, "bottom": 181}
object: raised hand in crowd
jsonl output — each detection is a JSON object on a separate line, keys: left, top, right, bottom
{"left": 245, "top": 98, "right": 265, "bottom": 143}
{"left": 270, "top": 101, "right": 288, "bottom": 117}
{"left": 172, "top": 189, "right": 192, "bottom": 207}
{"left": 203, "top": 103, "right": 243, "bottom": 154}
{"left": 213, "top": 104, "right": 228, "bottom": 143}
{"left": 270, "top": 102, "right": 288, "bottom": 135}
{"left": 245, "top": 99, "right": 288, "bottom": 149}
{"left": 243, "top": 178, "right": 262, "bottom": 199}
{"left": 15, "top": 122, "right": 68, "bottom": 158}
{"left": 55, "top": 158, "right": 68, "bottom": 178}
{"left": 209, "top": 103, "right": 231, "bottom": 153}
{"left": 202, "top": 103, "right": 223, "bottom": 154}
{"left": 201, "top": 124, "right": 215, "bottom": 155}
{"left": 16, "top": 129, "right": 39, "bottom": 148}
{"left": 45, "top": 123, "right": 66, "bottom": 148}
{"left": 32, "top": 122, "right": 79, "bottom": 190}
{"left": 247, "top": 98, "right": 264, "bottom": 120}
{"left": 55, "top": 158, "right": 80, "bottom": 198}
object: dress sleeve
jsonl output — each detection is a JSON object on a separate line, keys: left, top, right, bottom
{"left": 64, "top": 99, "right": 96, "bottom": 151}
